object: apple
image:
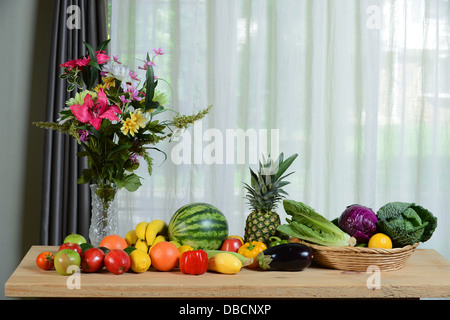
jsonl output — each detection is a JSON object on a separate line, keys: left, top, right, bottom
{"left": 59, "top": 242, "right": 83, "bottom": 257}
{"left": 81, "top": 247, "right": 105, "bottom": 273}
{"left": 64, "top": 233, "right": 87, "bottom": 245}
{"left": 54, "top": 249, "right": 81, "bottom": 276}
{"left": 221, "top": 238, "right": 243, "bottom": 253}
{"left": 104, "top": 249, "right": 130, "bottom": 275}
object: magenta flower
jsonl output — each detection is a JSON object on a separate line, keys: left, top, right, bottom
{"left": 77, "top": 129, "right": 92, "bottom": 142}
{"left": 60, "top": 57, "right": 90, "bottom": 71}
{"left": 70, "top": 89, "right": 121, "bottom": 131}
{"left": 60, "top": 52, "right": 110, "bottom": 71}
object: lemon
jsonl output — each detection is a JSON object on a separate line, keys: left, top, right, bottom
{"left": 129, "top": 250, "right": 151, "bottom": 273}
{"left": 368, "top": 233, "right": 393, "bottom": 249}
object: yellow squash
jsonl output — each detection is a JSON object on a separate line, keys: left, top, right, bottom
{"left": 208, "top": 252, "right": 242, "bottom": 274}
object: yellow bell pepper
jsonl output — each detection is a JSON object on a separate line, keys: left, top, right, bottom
{"left": 237, "top": 241, "right": 267, "bottom": 268}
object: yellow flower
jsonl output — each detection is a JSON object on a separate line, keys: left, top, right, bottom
{"left": 102, "top": 76, "right": 116, "bottom": 86}
{"left": 130, "top": 110, "right": 147, "bottom": 129}
{"left": 120, "top": 110, "right": 147, "bottom": 137}
{"left": 121, "top": 118, "right": 139, "bottom": 137}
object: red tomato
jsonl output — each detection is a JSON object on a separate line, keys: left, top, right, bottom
{"left": 179, "top": 250, "right": 208, "bottom": 275}
{"left": 36, "top": 251, "right": 55, "bottom": 270}
{"left": 221, "top": 238, "right": 243, "bottom": 253}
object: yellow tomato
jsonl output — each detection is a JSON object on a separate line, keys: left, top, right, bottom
{"left": 368, "top": 233, "right": 393, "bottom": 249}
{"left": 178, "top": 245, "right": 194, "bottom": 257}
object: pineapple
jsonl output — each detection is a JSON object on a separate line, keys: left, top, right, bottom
{"left": 244, "top": 153, "right": 298, "bottom": 245}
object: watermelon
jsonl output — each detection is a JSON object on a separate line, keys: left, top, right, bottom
{"left": 168, "top": 203, "right": 228, "bottom": 250}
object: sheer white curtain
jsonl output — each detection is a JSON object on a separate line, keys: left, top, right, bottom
{"left": 110, "top": 0, "right": 449, "bottom": 258}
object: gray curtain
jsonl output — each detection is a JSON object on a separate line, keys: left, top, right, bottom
{"left": 40, "top": 0, "right": 108, "bottom": 245}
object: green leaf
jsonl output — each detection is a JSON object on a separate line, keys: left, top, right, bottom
{"left": 83, "top": 41, "right": 101, "bottom": 90}
{"left": 114, "top": 173, "right": 142, "bottom": 192}
{"left": 144, "top": 53, "right": 156, "bottom": 111}
{"left": 143, "top": 152, "right": 154, "bottom": 176}
{"left": 96, "top": 39, "right": 111, "bottom": 52}
{"left": 106, "top": 144, "right": 133, "bottom": 161}
{"left": 274, "top": 153, "right": 298, "bottom": 181}
{"left": 77, "top": 168, "right": 94, "bottom": 184}
{"left": 151, "top": 104, "right": 165, "bottom": 117}
{"left": 146, "top": 146, "right": 167, "bottom": 163}
{"left": 84, "top": 41, "right": 101, "bottom": 71}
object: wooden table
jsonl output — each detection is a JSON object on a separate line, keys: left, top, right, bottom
{"left": 5, "top": 245, "right": 450, "bottom": 299}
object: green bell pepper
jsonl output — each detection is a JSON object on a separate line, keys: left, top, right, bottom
{"left": 268, "top": 236, "right": 289, "bottom": 247}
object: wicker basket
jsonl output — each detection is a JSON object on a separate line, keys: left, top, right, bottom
{"left": 300, "top": 241, "right": 419, "bottom": 272}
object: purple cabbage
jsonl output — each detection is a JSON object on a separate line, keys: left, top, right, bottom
{"left": 338, "top": 204, "right": 378, "bottom": 243}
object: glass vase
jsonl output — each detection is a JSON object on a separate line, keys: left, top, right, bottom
{"left": 89, "top": 183, "right": 119, "bottom": 247}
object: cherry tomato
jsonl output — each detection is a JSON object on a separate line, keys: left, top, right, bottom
{"left": 36, "top": 251, "right": 55, "bottom": 270}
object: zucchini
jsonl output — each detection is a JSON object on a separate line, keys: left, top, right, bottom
{"left": 204, "top": 250, "right": 253, "bottom": 267}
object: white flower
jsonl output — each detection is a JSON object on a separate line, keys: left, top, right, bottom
{"left": 102, "top": 61, "right": 141, "bottom": 91}
{"left": 102, "top": 61, "right": 130, "bottom": 82}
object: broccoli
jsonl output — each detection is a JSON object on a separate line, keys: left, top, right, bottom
{"left": 376, "top": 202, "right": 438, "bottom": 247}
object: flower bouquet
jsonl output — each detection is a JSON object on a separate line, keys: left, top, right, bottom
{"left": 34, "top": 39, "right": 211, "bottom": 245}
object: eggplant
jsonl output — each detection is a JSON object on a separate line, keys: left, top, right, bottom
{"left": 256, "top": 243, "right": 313, "bottom": 271}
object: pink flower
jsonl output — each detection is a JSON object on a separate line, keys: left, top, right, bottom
{"left": 70, "top": 89, "right": 121, "bottom": 131}
{"left": 119, "top": 95, "right": 131, "bottom": 105}
{"left": 129, "top": 71, "right": 140, "bottom": 81}
{"left": 113, "top": 55, "right": 121, "bottom": 64}
{"left": 153, "top": 47, "right": 164, "bottom": 56}
{"left": 95, "top": 51, "right": 110, "bottom": 64}
{"left": 124, "top": 84, "right": 142, "bottom": 101}
{"left": 138, "top": 60, "right": 156, "bottom": 71}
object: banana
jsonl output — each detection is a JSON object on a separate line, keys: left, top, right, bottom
{"left": 125, "top": 229, "right": 138, "bottom": 246}
{"left": 135, "top": 239, "right": 149, "bottom": 253}
{"left": 148, "top": 235, "right": 167, "bottom": 254}
{"left": 152, "top": 234, "right": 167, "bottom": 246}
{"left": 145, "top": 219, "right": 168, "bottom": 246}
{"left": 135, "top": 221, "right": 150, "bottom": 240}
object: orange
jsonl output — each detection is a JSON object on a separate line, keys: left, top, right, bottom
{"left": 368, "top": 233, "right": 393, "bottom": 249}
{"left": 150, "top": 241, "right": 179, "bottom": 271}
{"left": 99, "top": 234, "right": 128, "bottom": 251}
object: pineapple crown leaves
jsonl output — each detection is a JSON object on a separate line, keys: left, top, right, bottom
{"left": 244, "top": 153, "right": 298, "bottom": 213}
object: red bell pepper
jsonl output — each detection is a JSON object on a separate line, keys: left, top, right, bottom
{"left": 179, "top": 249, "right": 208, "bottom": 275}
